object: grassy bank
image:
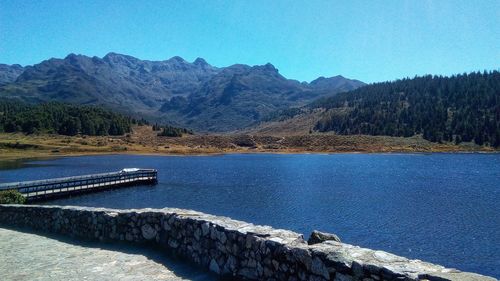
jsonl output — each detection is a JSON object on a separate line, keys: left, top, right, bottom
{"left": 0, "top": 126, "right": 496, "bottom": 161}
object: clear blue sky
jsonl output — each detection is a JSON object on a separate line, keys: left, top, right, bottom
{"left": 0, "top": 0, "right": 498, "bottom": 83}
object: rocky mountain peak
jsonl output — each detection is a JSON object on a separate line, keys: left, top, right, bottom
{"left": 0, "top": 52, "right": 365, "bottom": 132}
{"left": 0, "top": 63, "right": 25, "bottom": 85}
{"left": 168, "top": 56, "right": 187, "bottom": 63}
{"left": 309, "top": 75, "right": 365, "bottom": 91}
{"left": 193, "top": 57, "right": 209, "bottom": 66}
{"left": 263, "top": 62, "right": 277, "bottom": 71}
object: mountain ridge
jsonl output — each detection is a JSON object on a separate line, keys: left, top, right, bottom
{"left": 0, "top": 64, "right": 25, "bottom": 86}
{"left": 0, "top": 53, "right": 365, "bottom": 131}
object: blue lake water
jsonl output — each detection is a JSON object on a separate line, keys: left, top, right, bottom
{"left": 1, "top": 153, "right": 499, "bottom": 278}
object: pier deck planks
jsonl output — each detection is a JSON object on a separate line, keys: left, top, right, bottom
{"left": 0, "top": 169, "right": 157, "bottom": 201}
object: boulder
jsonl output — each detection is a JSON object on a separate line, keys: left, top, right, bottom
{"left": 308, "top": 230, "right": 341, "bottom": 245}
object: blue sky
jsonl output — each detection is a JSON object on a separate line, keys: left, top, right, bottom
{"left": 0, "top": 0, "right": 498, "bottom": 83}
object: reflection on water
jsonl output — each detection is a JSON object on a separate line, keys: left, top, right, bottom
{"left": 0, "top": 158, "right": 51, "bottom": 171}
{"left": 0, "top": 158, "right": 54, "bottom": 184}
{"left": 0, "top": 159, "right": 30, "bottom": 170}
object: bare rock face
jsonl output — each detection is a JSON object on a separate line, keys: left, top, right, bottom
{"left": 0, "top": 63, "right": 24, "bottom": 85}
{"left": 0, "top": 52, "right": 366, "bottom": 133}
{"left": 308, "top": 230, "right": 341, "bottom": 245}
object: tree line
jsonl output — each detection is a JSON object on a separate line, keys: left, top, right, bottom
{"left": 312, "top": 71, "right": 500, "bottom": 147}
{"left": 0, "top": 99, "right": 132, "bottom": 136}
{"left": 261, "top": 108, "right": 305, "bottom": 122}
{"left": 153, "top": 123, "right": 193, "bottom": 137}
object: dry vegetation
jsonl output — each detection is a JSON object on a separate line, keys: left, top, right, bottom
{"left": 243, "top": 109, "right": 325, "bottom": 136}
{"left": 0, "top": 125, "right": 495, "bottom": 161}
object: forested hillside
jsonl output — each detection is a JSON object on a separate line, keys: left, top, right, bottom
{"left": 313, "top": 71, "right": 500, "bottom": 147}
{"left": 0, "top": 99, "right": 132, "bottom": 136}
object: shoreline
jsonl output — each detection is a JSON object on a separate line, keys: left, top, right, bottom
{"left": 2, "top": 148, "right": 499, "bottom": 164}
{"left": 1, "top": 129, "right": 497, "bottom": 162}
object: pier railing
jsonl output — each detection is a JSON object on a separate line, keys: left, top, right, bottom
{"left": 0, "top": 169, "right": 157, "bottom": 201}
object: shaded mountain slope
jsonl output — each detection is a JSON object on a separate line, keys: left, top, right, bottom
{"left": 0, "top": 64, "right": 24, "bottom": 86}
{"left": 159, "top": 63, "right": 363, "bottom": 131}
{"left": 1, "top": 53, "right": 219, "bottom": 115}
{"left": 0, "top": 53, "right": 364, "bottom": 131}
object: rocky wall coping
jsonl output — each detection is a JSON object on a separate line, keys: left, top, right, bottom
{"left": 308, "top": 241, "right": 497, "bottom": 281}
{"left": 0, "top": 204, "right": 496, "bottom": 281}
{"left": 3, "top": 204, "right": 305, "bottom": 243}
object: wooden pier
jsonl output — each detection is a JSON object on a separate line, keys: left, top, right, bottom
{"left": 0, "top": 168, "right": 157, "bottom": 202}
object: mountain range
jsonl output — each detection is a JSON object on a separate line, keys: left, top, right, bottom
{"left": 0, "top": 53, "right": 364, "bottom": 132}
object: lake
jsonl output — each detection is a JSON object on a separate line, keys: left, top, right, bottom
{"left": 0, "top": 153, "right": 499, "bottom": 278}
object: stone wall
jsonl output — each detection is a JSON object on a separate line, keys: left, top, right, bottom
{"left": 0, "top": 204, "right": 495, "bottom": 281}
